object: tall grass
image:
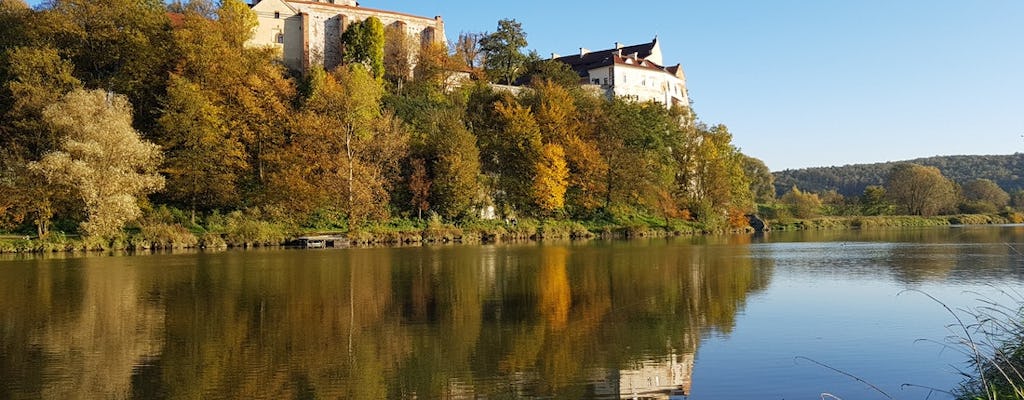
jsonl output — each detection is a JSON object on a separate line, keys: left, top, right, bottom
{"left": 908, "top": 289, "right": 1024, "bottom": 400}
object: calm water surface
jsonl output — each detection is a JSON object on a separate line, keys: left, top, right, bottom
{"left": 1, "top": 225, "right": 1023, "bottom": 399}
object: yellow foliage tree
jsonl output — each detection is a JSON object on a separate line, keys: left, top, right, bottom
{"left": 33, "top": 89, "right": 164, "bottom": 238}
{"left": 532, "top": 143, "right": 569, "bottom": 214}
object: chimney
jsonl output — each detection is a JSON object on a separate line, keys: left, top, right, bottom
{"left": 580, "top": 47, "right": 590, "bottom": 57}
{"left": 615, "top": 42, "right": 623, "bottom": 49}
{"left": 550, "top": 52, "right": 560, "bottom": 59}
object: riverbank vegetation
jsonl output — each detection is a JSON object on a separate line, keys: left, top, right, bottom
{"left": 2, "top": 0, "right": 1022, "bottom": 254}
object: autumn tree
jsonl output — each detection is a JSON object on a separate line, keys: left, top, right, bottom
{"left": 217, "top": 0, "right": 256, "bottom": 48}
{"left": 32, "top": 89, "right": 164, "bottom": 238}
{"left": 383, "top": 24, "right": 414, "bottom": 91}
{"left": 342, "top": 17, "right": 385, "bottom": 80}
{"left": 675, "top": 122, "right": 752, "bottom": 227}
{"left": 960, "top": 178, "right": 1010, "bottom": 213}
{"left": 270, "top": 65, "right": 404, "bottom": 225}
{"left": 0, "top": 46, "right": 82, "bottom": 161}
{"left": 521, "top": 81, "right": 604, "bottom": 214}
{"left": 780, "top": 186, "right": 822, "bottom": 219}
{"left": 533, "top": 144, "right": 569, "bottom": 215}
{"left": 452, "top": 31, "right": 483, "bottom": 69}
{"left": 408, "top": 158, "right": 431, "bottom": 219}
{"left": 493, "top": 99, "right": 543, "bottom": 213}
{"left": 164, "top": 3, "right": 294, "bottom": 192}
{"left": 479, "top": 19, "right": 528, "bottom": 85}
{"left": 157, "top": 76, "right": 247, "bottom": 221}
{"left": 45, "top": 0, "right": 173, "bottom": 128}
{"left": 884, "top": 164, "right": 957, "bottom": 216}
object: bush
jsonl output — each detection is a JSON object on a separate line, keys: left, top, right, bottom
{"left": 220, "top": 209, "right": 289, "bottom": 247}
{"left": 134, "top": 222, "right": 199, "bottom": 249}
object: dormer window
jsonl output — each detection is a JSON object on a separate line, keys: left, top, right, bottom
{"left": 274, "top": 11, "right": 280, "bottom": 19}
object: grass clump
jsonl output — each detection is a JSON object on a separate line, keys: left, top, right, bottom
{"left": 911, "top": 289, "right": 1024, "bottom": 400}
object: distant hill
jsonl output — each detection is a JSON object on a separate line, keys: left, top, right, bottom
{"left": 773, "top": 153, "right": 1024, "bottom": 197}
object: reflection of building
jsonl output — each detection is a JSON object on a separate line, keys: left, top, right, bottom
{"left": 591, "top": 352, "right": 694, "bottom": 399}
{"left": 551, "top": 38, "right": 689, "bottom": 110}
{"left": 248, "top": 0, "right": 446, "bottom": 72}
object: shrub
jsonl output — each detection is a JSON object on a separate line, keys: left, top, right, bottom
{"left": 135, "top": 222, "right": 199, "bottom": 249}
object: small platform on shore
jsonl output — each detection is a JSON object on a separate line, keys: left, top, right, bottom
{"left": 293, "top": 235, "right": 349, "bottom": 249}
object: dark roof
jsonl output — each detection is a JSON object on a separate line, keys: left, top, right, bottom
{"left": 553, "top": 39, "right": 657, "bottom": 77}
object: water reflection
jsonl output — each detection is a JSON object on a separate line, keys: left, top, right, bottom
{"left": 754, "top": 225, "right": 1024, "bottom": 285}
{"left": 0, "top": 239, "right": 773, "bottom": 399}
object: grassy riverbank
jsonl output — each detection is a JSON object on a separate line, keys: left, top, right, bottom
{"left": 768, "top": 212, "right": 1024, "bottom": 231}
{"left": 2, "top": 211, "right": 1020, "bottom": 254}
{"left": 0, "top": 212, "right": 716, "bottom": 253}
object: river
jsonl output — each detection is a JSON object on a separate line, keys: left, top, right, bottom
{"left": 1, "top": 225, "right": 1022, "bottom": 399}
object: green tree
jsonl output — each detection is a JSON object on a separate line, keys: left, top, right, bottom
{"left": 32, "top": 89, "right": 164, "bottom": 238}
{"left": 884, "top": 164, "right": 957, "bottom": 216}
{"left": 479, "top": 19, "right": 528, "bottom": 85}
{"left": 342, "top": 17, "right": 385, "bottom": 80}
{"left": 423, "top": 111, "right": 481, "bottom": 220}
{"left": 860, "top": 185, "right": 891, "bottom": 216}
{"left": 525, "top": 60, "right": 581, "bottom": 88}
{"left": 741, "top": 155, "right": 775, "bottom": 204}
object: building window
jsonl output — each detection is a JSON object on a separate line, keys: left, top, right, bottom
{"left": 592, "top": 79, "right": 600, "bottom": 85}
{"left": 603, "top": 78, "right": 608, "bottom": 85}
{"left": 274, "top": 11, "right": 280, "bottom": 19}
{"left": 276, "top": 33, "right": 285, "bottom": 43}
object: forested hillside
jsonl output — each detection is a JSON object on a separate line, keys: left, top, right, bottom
{"left": 774, "top": 154, "right": 1024, "bottom": 196}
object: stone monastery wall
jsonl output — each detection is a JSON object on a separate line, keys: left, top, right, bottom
{"left": 250, "top": 0, "right": 445, "bottom": 72}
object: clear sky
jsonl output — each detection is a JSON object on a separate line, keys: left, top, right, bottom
{"left": 27, "top": 0, "right": 1024, "bottom": 171}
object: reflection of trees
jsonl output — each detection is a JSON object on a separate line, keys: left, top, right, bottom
{"left": 0, "top": 241, "right": 773, "bottom": 399}
{"left": 0, "top": 256, "right": 164, "bottom": 400}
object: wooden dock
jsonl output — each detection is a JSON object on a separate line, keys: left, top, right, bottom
{"left": 294, "top": 235, "right": 349, "bottom": 249}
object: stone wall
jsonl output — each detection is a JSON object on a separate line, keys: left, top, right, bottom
{"left": 249, "top": 0, "right": 446, "bottom": 72}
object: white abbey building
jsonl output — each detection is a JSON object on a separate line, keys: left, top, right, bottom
{"left": 247, "top": 0, "right": 446, "bottom": 72}
{"left": 553, "top": 38, "right": 689, "bottom": 109}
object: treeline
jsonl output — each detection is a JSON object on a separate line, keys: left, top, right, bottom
{"left": 774, "top": 153, "right": 1024, "bottom": 197}
{"left": 772, "top": 163, "right": 1024, "bottom": 221}
{"left": 0, "top": 0, "right": 763, "bottom": 245}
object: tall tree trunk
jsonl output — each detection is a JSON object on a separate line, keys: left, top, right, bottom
{"left": 346, "top": 127, "right": 354, "bottom": 211}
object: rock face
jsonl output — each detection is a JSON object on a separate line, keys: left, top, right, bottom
{"left": 747, "top": 214, "right": 768, "bottom": 232}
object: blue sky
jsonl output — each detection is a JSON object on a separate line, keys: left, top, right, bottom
{"left": 28, "top": 0, "right": 1024, "bottom": 171}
